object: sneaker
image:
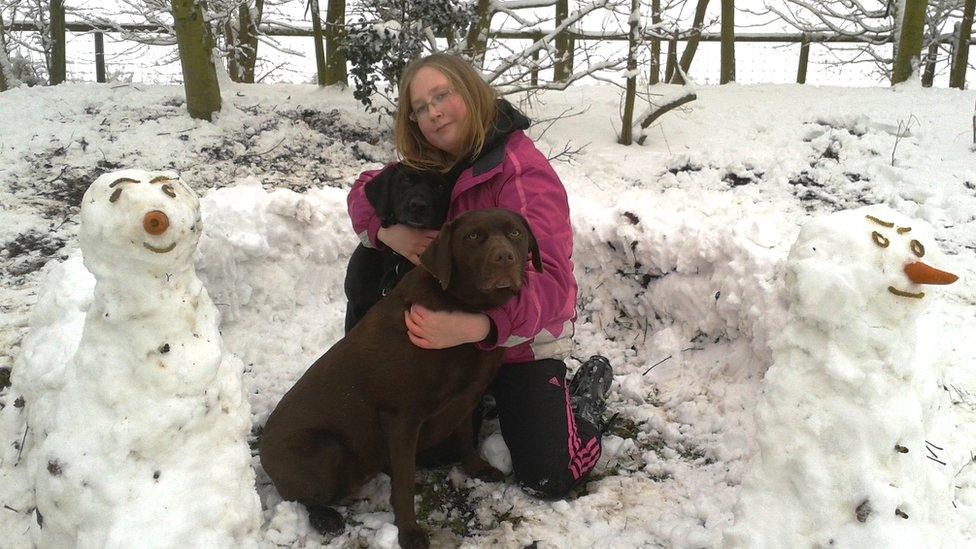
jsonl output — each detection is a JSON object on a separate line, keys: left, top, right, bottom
{"left": 569, "top": 355, "right": 613, "bottom": 430}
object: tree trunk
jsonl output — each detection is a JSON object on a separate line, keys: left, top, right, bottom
{"left": 665, "top": 32, "right": 678, "bottom": 82}
{"left": 310, "top": 0, "right": 328, "bottom": 86}
{"left": 50, "top": 0, "right": 66, "bottom": 84}
{"left": 0, "top": 48, "right": 10, "bottom": 92}
{"left": 225, "top": 20, "right": 240, "bottom": 82}
{"left": 324, "top": 0, "right": 346, "bottom": 85}
{"left": 720, "top": 0, "right": 734, "bottom": 84}
{"left": 921, "top": 41, "right": 938, "bottom": 87}
{"left": 619, "top": 0, "right": 639, "bottom": 145}
{"left": 466, "top": 0, "right": 492, "bottom": 69}
{"left": 950, "top": 0, "right": 975, "bottom": 89}
{"left": 554, "top": 0, "right": 569, "bottom": 82}
{"left": 0, "top": 13, "right": 12, "bottom": 92}
{"left": 649, "top": 0, "right": 661, "bottom": 84}
{"left": 171, "top": 0, "right": 222, "bottom": 121}
{"left": 237, "top": 1, "right": 261, "bottom": 84}
{"left": 891, "top": 0, "right": 928, "bottom": 85}
{"left": 671, "top": 0, "right": 710, "bottom": 84}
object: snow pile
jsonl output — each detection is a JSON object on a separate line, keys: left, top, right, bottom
{"left": 726, "top": 205, "right": 958, "bottom": 547}
{"left": 194, "top": 179, "right": 356, "bottom": 424}
{"left": 14, "top": 170, "right": 260, "bottom": 547}
{"left": 1, "top": 81, "right": 974, "bottom": 547}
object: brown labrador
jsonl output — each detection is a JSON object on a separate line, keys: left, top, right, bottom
{"left": 260, "top": 208, "right": 543, "bottom": 549}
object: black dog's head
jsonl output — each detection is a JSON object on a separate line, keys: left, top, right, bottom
{"left": 419, "top": 209, "right": 543, "bottom": 310}
{"left": 364, "top": 164, "right": 451, "bottom": 230}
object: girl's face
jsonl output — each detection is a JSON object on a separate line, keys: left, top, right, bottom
{"left": 409, "top": 66, "right": 468, "bottom": 157}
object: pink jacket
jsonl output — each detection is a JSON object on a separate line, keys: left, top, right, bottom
{"left": 347, "top": 130, "right": 577, "bottom": 363}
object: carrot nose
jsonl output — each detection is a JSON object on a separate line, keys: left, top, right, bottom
{"left": 904, "top": 261, "right": 958, "bottom": 285}
{"left": 143, "top": 210, "right": 170, "bottom": 236}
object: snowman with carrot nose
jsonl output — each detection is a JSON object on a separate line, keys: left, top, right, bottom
{"left": 21, "top": 170, "right": 260, "bottom": 547}
{"left": 726, "top": 205, "right": 960, "bottom": 547}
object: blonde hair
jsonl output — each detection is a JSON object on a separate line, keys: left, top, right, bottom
{"left": 394, "top": 54, "right": 498, "bottom": 172}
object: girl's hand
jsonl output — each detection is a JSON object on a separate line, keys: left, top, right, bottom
{"left": 404, "top": 304, "right": 491, "bottom": 349}
{"left": 378, "top": 224, "right": 439, "bottom": 265}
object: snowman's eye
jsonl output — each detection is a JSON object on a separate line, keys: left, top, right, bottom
{"left": 910, "top": 240, "right": 924, "bottom": 257}
{"left": 871, "top": 231, "right": 889, "bottom": 248}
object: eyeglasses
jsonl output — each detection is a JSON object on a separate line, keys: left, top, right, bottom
{"left": 408, "top": 88, "right": 455, "bottom": 123}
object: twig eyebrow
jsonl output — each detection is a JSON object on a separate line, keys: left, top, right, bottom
{"left": 149, "top": 176, "right": 174, "bottom": 184}
{"left": 109, "top": 177, "right": 139, "bottom": 188}
{"left": 865, "top": 215, "right": 894, "bottom": 228}
{"left": 897, "top": 227, "right": 912, "bottom": 234}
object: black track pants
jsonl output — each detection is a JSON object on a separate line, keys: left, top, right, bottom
{"left": 489, "top": 358, "right": 602, "bottom": 499}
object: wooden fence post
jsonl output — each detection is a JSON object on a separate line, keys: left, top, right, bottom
{"left": 531, "top": 33, "right": 541, "bottom": 86}
{"left": 921, "top": 41, "right": 939, "bottom": 87}
{"left": 797, "top": 33, "right": 810, "bottom": 84}
{"left": 554, "top": 0, "right": 568, "bottom": 81}
{"left": 50, "top": 0, "right": 66, "bottom": 84}
{"left": 720, "top": 0, "right": 734, "bottom": 84}
{"left": 94, "top": 32, "right": 106, "bottom": 83}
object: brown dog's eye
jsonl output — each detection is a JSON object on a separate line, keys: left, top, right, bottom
{"left": 467, "top": 232, "right": 479, "bottom": 241}
{"left": 509, "top": 229, "right": 521, "bottom": 238}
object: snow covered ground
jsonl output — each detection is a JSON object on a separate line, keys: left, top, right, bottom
{"left": 1, "top": 79, "right": 974, "bottom": 547}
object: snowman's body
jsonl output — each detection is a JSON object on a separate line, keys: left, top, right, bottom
{"left": 19, "top": 170, "right": 260, "bottom": 547}
{"left": 726, "top": 205, "right": 958, "bottom": 548}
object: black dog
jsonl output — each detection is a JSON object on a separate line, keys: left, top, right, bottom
{"left": 344, "top": 163, "right": 452, "bottom": 333}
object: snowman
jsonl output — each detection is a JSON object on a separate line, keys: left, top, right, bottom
{"left": 725, "top": 204, "right": 959, "bottom": 548}
{"left": 17, "top": 169, "right": 260, "bottom": 547}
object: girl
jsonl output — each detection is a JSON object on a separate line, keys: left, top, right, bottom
{"left": 346, "top": 53, "right": 612, "bottom": 499}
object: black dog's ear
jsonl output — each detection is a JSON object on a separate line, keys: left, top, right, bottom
{"left": 419, "top": 222, "right": 453, "bottom": 290}
{"left": 523, "top": 218, "right": 544, "bottom": 273}
{"left": 364, "top": 164, "right": 400, "bottom": 225}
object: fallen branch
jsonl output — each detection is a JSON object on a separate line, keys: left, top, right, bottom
{"left": 639, "top": 91, "right": 697, "bottom": 130}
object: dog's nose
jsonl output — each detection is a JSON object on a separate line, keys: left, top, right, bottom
{"left": 492, "top": 249, "right": 515, "bottom": 265}
{"left": 408, "top": 198, "right": 429, "bottom": 216}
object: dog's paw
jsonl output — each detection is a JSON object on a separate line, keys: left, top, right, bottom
{"left": 463, "top": 457, "right": 506, "bottom": 483}
{"left": 397, "top": 524, "right": 430, "bottom": 549}
{"left": 306, "top": 505, "right": 344, "bottom": 535}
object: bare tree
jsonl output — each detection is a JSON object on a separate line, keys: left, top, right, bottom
{"left": 324, "top": 0, "right": 346, "bottom": 84}
{"left": 620, "top": 0, "right": 639, "bottom": 144}
{"left": 759, "top": 0, "right": 970, "bottom": 84}
{"left": 951, "top": 0, "right": 975, "bottom": 88}
{"left": 670, "top": 0, "right": 710, "bottom": 83}
{"left": 893, "top": 0, "right": 930, "bottom": 83}
{"left": 224, "top": 0, "right": 264, "bottom": 83}
{"left": 170, "top": 0, "right": 221, "bottom": 120}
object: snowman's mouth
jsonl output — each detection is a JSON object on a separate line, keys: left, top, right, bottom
{"left": 143, "top": 242, "right": 177, "bottom": 254}
{"left": 888, "top": 286, "right": 925, "bottom": 299}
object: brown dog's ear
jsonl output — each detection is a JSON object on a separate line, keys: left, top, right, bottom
{"left": 523, "top": 218, "right": 544, "bottom": 273}
{"left": 419, "top": 222, "right": 453, "bottom": 290}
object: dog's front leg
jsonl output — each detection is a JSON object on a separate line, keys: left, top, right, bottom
{"left": 379, "top": 411, "right": 428, "bottom": 549}
{"left": 453, "top": 411, "right": 505, "bottom": 483}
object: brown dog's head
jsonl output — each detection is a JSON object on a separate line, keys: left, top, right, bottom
{"left": 419, "top": 209, "right": 543, "bottom": 310}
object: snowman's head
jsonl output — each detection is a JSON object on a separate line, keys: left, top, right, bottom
{"left": 786, "top": 205, "right": 957, "bottom": 326}
{"left": 80, "top": 169, "right": 201, "bottom": 277}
